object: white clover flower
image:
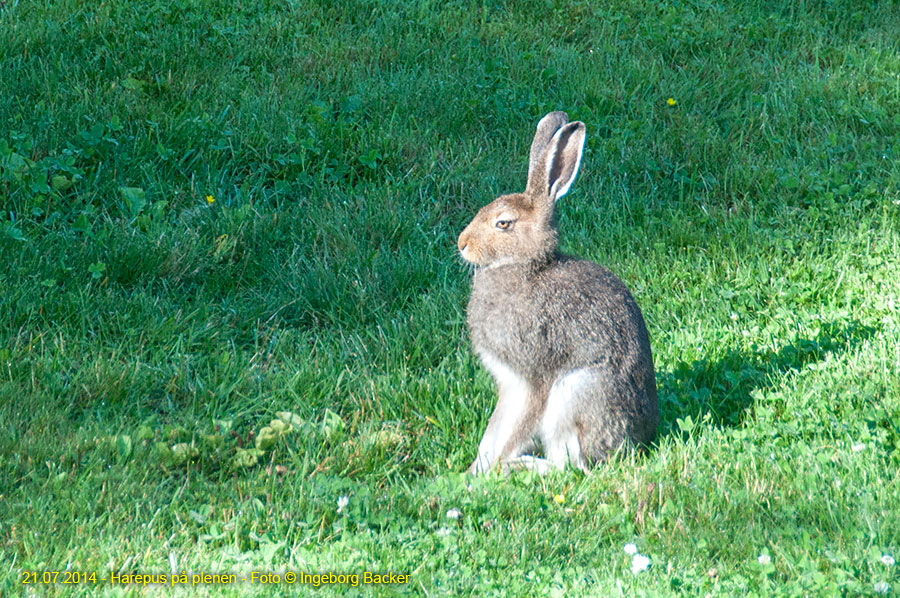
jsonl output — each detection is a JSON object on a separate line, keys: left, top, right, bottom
{"left": 757, "top": 554, "right": 772, "bottom": 565}
{"left": 436, "top": 527, "right": 453, "bottom": 537}
{"left": 446, "top": 508, "right": 462, "bottom": 520}
{"left": 852, "top": 443, "right": 865, "bottom": 452}
{"left": 874, "top": 581, "right": 891, "bottom": 594}
{"left": 623, "top": 543, "right": 638, "bottom": 555}
{"left": 337, "top": 495, "right": 349, "bottom": 513}
{"left": 631, "top": 553, "right": 651, "bottom": 574}
{"left": 882, "top": 554, "right": 896, "bottom": 566}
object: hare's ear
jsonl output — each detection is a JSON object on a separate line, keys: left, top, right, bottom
{"left": 526, "top": 112, "right": 568, "bottom": 188}
{"left": 527, "top": 121, "right": 586, "bottom": 202}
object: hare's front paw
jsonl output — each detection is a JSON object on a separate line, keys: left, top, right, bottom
{"left": 501, "top": 455, "right": 554, "bottom": 475}
{"left": 467, "top": 457, "right": 491, "bottom": 475}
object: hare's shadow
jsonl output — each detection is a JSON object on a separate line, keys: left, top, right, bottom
{"left": 656, "top": 320, "right": 878, "bottom": 437}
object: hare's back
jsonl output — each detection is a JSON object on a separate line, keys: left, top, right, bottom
{"left": 535, "top": 257, "right": 652, "bottom": 365}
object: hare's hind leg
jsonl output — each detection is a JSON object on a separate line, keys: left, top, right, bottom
{"left": 468, "top": 351, "right": 540, "bottom": 474}
{"left": 540, "top": 368, "right": 595, "bottom": 473}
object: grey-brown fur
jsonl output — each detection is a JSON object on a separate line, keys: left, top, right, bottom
{"left": 457, "top": 112, "right": 658, "bottom": 474}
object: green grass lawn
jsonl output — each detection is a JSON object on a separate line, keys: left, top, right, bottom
{"left": 2, "top": 0, "right": 900, "bottom": 595}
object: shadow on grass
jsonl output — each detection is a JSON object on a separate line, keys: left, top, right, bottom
{"left": 656, "top": 320, "right": 878, "bottom": 438}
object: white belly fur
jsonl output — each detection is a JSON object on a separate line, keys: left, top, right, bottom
{"left": 472, "top": 349, "right": 532, "bottom": 470}
{"left": 540, "top": 368, "right": 591, "bottom": 469}
{"left": 476, "top": 347, "right": 589, "bottom": 470}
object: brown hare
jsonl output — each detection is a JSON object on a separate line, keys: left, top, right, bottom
{"left": 458, "top": 111, "right": 659, "bottom": 474}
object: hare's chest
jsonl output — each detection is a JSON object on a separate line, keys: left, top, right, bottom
{"left": 467, "top": 291, "right": 528, "bottom": 358}
{"left": 466, "top": 279, "right": 554, "bottom": 373}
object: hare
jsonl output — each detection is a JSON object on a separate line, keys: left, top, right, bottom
{"left": 457, "top": 111, "right": 658, "bottom": 474}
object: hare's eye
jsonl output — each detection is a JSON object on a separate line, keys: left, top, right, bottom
{"left": 495, "top": 220, "right": 513, "bottom": 230}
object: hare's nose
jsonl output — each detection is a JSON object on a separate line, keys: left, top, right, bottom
{"left": 457, "top": 233, "right": 468, "bottom": 253}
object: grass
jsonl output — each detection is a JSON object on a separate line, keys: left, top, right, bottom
{"left": 1, "top": 0, "right": 899, "bottom": 595}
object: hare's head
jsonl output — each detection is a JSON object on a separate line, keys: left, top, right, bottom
{"left": 457, "top": 112, "right": 586, "bottom": 268}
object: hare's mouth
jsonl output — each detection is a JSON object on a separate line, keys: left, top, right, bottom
{"left": 457, "top": 247, "right": 479, "bottom": 274}
{"left": 459, "top": 245, "right": 518, "bottom": 271}
{"left": 459, "top": 245, "right": 489, "bottom": 266}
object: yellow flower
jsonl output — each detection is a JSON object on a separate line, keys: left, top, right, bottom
{"left": 206, "top": 195, "right": 215, "bottom": 205}
{"left": 553, "top": 494, "right": 565, "bottom": 504}
{"left": 667, "top": 97, "right": 677, "bottom": 106}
